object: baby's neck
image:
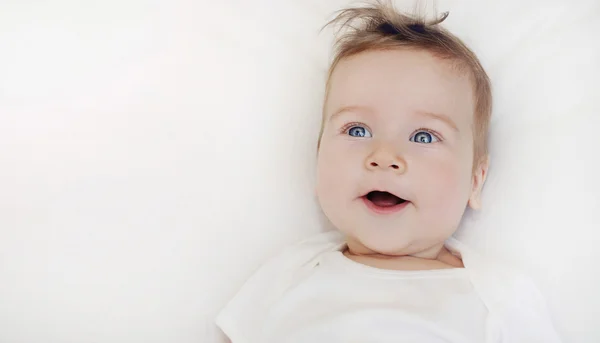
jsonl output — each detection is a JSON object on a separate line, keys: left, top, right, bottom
{"left": 343, "top": 244, "right": 464, "bottom": 271}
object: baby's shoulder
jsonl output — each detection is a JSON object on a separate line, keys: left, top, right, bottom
{"left": 215, "top": 230, "right": 345, "bottom": 343}
{"left": 447, "top": 238, "right": 562, "bottom": 342}
{"left": 447, "top": 237, "right": 540, "bottom": 301}
{"left": 265, "top": 230, "right": 346, "bottom": 271}
{"left": 233, "top": 230, "right": 345, "bottom": 296}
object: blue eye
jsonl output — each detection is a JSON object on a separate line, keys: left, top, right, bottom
{"left": 347, "top": 125, "right": 372, "bottom": 138}
{"left": 410, "top": 131, "right": 438, "bottom": 144}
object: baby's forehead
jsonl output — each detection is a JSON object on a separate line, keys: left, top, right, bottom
{"left": 326, "top": 49, "right": 476, "bottom": 122}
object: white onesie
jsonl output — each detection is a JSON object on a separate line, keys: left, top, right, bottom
{"left": 216, "top": 231, "right": 562, "bottom": 343}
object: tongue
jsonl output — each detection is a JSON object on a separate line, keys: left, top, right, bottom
{"left": 369, "top": 192, "right": 400, "bottom": 207}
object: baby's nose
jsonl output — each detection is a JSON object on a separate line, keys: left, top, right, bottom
{"left": 365, "top": 147, "right": 406, "bottom": 173}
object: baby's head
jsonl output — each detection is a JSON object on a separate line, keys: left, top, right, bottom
{"left": 316, "top": 1, "right": 492, "bottom": 258}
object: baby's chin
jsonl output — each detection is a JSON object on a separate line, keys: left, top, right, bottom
{"left": 346, "top": 231, "right": 449, "bottom": 257}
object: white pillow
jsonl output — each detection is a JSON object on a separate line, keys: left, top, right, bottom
{"left": 0, "top": 1, "right": 343, "bottom": 342}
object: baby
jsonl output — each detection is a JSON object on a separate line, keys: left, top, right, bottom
{"left": 217, "top": 2, "right": 561, "bottom": 342}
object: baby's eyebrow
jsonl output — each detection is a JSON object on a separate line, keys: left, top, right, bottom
{"left": 328, "top": 105, "right": 373, "bottom": 122}
{"left": 415, "top": 110, "right": 460, "bottom": 132}
{"left": 330, "top": 106, "right": 459, "bottom": 132}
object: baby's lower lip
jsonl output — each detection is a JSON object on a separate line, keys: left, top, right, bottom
{"left": 361, "top": 197, "right": 410, "bottom": 214}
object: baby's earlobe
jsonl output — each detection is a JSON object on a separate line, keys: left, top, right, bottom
{"left": 468, "top": 195, "right": 482, "bottom": 210}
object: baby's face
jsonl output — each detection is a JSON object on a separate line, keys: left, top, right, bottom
{"left": 316, "top": 48, "right": 486, "bottom": 257}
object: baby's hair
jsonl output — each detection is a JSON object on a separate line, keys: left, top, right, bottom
{"left": 319, "top": 0, "right": 492, "bottom": 166}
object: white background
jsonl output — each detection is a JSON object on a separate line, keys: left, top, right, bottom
{"left": 1, "top": 1, "right": 599, "bottom": 342}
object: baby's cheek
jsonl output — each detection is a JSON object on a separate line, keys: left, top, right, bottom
{"left": 317, "top": 149, "right": 350, "bottom": 196}
{"left": 425, "top": 159, "right": 471, "bottom": 204}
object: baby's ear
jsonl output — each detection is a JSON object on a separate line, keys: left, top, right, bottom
{"left": 468, "top": 156, "right": 489, "bottom": 210}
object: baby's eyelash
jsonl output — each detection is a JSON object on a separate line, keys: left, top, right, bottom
{"left": 340, "top": 122, "right": 369, "bottom": 133}
{"left": 412, "top": 128, "right": 444, "bottom": 141}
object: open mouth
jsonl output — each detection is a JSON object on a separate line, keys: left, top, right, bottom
{"left": 362, "top": 191, "right": 409, "bottom": 214}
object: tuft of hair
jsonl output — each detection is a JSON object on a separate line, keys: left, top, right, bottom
{"left": 320, "top": 0, "right": 492, "bottom": 165}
